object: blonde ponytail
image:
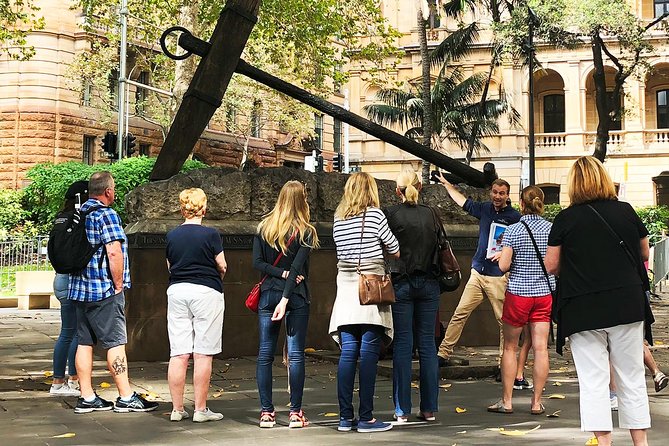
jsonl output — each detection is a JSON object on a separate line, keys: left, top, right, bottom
{"left": 520, "top": 186, "right": 545, "bottom": 215}
{"left": 396, "top": 169, "right": 421, "bottom": 205}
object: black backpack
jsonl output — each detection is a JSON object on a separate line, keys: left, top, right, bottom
{"left": 47, "top": 205, "right": 107, "bottom": 274}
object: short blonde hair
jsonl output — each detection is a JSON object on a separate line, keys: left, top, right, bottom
{"left": 396, "top": 168, "right": 421, "bottom": 205}
{"left": 335, "top": 172, "right": 380, "bottom": 220}
{"left": 179, "top": 188, "right": 207, "bottom": 219}
{"left": 567, "top": 156, "right": 617, "bottom": 205}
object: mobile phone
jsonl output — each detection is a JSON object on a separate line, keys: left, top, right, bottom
{"left": 430, "top": 170, "right": 442, "bottom": 184}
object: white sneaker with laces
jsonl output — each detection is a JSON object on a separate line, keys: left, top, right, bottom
{"left": 193, "top": 408, "right": 224, "bottom": 423}
{"left": 67, "top": 380, "right": 80, "bottom": 391}
{"left": 170, "top": 409, "right": 190, "bottom": 421}
{"left": 50, "top": 383, "right": 80, "bottom": 397}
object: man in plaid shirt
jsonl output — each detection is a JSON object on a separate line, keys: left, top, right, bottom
{"left": 68, "top": 171, "right": 157, "bottom": 414}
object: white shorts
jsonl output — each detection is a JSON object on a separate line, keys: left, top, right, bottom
{"left": 167, "top": 283, "right": 225, "bottom": 357}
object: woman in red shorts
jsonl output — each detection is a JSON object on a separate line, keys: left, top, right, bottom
{"left": 487, "top": 186, "right": 554, "bottom": 415}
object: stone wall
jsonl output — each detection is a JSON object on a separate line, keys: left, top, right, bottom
{"left": 124, "top": 168, "right": 498, "bottom": 361}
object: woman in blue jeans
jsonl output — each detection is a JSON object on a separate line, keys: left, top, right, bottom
{"left": 384, "top": 169, "right": 441, "bottom": 422}
{"left": 329, "top": 173, "right": 400, "bottom": 433}
{"left": 252, "top": 180, "right": 319, "bottom": 429}
{"left": 49, "top": 180, "right": 89, "bottom": 397}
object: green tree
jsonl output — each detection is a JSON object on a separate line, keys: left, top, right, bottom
{"left": 0, "top": 0, "right": 45, "bottom": 60}
{"left": 364, "top": 68, "right": 514, "bottom": 155}
{"left": 69, "top": 0, "right": 401, "bottom": 162}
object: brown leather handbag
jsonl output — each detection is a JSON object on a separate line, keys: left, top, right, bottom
{"left": 356, "top": 210, "right": 396, "bottom": 305}
{"left": 429, "top": 207, "right": 461, "bottom": 293}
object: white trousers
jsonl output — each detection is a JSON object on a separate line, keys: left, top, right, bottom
{"left": 570, "top": 321, "right": 650, "bottom": 432}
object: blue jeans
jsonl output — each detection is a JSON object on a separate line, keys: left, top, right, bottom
{"left": 53, "top": 274, "right": 77, "bottom": 379}
{"left": 256, "top": 289, "right": 309, "bottom": 412}
{"left": 337, "top": 324, "right": 383, "bottom": 422}
{"left": 392, "top": 275, "right": 440, "bottom": 415}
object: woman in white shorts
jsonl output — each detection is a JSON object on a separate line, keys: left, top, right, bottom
{"left": 166, "top": 188, "right": 227, "bottom": 423}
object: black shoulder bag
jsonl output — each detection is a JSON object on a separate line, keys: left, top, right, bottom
{"left": 587, "top": 204, "right": 655, "bottom": 345}
{"left": 428, "top": 206, "right": 461, "bottom": 293}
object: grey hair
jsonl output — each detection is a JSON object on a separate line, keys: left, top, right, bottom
{"left": 88, "top": 171, "right": 114, "bottom": 196}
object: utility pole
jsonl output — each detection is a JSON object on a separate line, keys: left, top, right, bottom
{"left": 528, "top": 6, "right": 537, "bottom": 186}
{"left": 343, "top": 89, "right": 350, "bottom": 173}
{"left": 117, "top": 0, "right": 129, "bottom": 160}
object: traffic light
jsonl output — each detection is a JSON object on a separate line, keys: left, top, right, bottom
{"left": 101, "top": 132, "right": 118, "bottom": 158}
{"left": 123, "top": 133, "right": 137, "bottom": 157}
{"left": 333, "top": 153, "right": 343, "bottom": 172}
{"left": 316, "top": 154, "right": 324, "bottom": 172}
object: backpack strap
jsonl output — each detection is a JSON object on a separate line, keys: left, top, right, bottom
{"left": 81, "top": 204, "right": 111, "bottom": 272}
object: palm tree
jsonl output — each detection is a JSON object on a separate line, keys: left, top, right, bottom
{"left": 364, "top": 68, "right": 517, "bottom": 158}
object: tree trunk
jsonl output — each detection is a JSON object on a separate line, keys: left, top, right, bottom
{"left": 591, "top": 33, "right": 610, "bottom": 162}
{"left": 173, "top": 2, "right": 200, "bottom": 115}
{"left": 418, "top": 5, "right": 432, "bottom": 183}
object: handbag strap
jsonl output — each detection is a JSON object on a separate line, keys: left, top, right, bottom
{"left": 586, "top": 204, "right": 647, "bottom": 286}
{"left": 427, "top": 205, "right": 448, "bottom": 245}
{"left": 519, "top": 220, "right": 553, "bottom": 294}
{"left": 357, "top": 210, "right": 367, "bottom": 273}
{"left": 259, "top": 230, "right": 298, "bottom": 285}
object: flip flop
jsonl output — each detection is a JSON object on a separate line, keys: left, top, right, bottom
{"left": 531, "top": 404, "right": 545, "bottom": 415}
{"left": 487, "top": 400, "right": 513, "bottom": 414}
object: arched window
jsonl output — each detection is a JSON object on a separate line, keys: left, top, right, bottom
{"left": 539, "top": 184, "right": 560, "bottom": 205}
{"left": 657, "top": 89, "right": 669, "bottom": 128}
{"left": 543, "top": 94, "right": 565, "bottom": 133}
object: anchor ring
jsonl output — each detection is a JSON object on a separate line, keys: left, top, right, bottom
{"left": 160, "top": 26, "right": 193, "bottom": 61}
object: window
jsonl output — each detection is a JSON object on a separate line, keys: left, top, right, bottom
{"left": 135, "top": 71, "right": 149, "bottom": 114}
{"left": 139, "top": 143, "right": 150, "bottom": 157}
{"left": 427, "top": 0, "right": 440, "bottom": 28}
{"left": 656, "top": 0, "right": 669, "bottom": 18}
{"left": 539, "top": 184, "right": 560, "bottom": 205}
{"left": 657, "top": 89, "right": 669, "bottom": 128}
{"left": 543, "top": 94, "right": 565, "bottom": 133}
{"left": 314, "top": 114, "right": 323, "bottom": 152}
{"left": 108, "top": 69, "right": 119, "bottom": 107}
{"left": 251, "top": 101, "right": 262, "bottom": 138}
{"left": 81, "top": 80, "right": 92, "bottom": 107}
{"left": 82, "top": 135, "right": 95, "bottom": 165}
{"left": 225, "top": 106, "right": 237, "bottom": 132}
{"left": 333, "top": 119, "right": 342, "bottom": 153}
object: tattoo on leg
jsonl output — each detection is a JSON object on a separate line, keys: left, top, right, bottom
{"left": 111, "top": 356, "right": 127, "bottom": 376}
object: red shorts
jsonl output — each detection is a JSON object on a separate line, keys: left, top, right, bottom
{"left": 502, "top": 290, "right": 552, "bottom": 327}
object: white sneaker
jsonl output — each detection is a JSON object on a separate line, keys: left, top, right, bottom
{"left": 193, "top": 408, "right": 224, "bottom": 423}
{"left": 67, "top": 380, "right": 80, "bottom": 391}
{"left": 610, "top": 395, "right": 618, "bottom": 411}
{"left": 170, "top": 409, "right": 190, "bottom": 421}
{"left": 50, "top": 383, "right": 80, "bottom": 397}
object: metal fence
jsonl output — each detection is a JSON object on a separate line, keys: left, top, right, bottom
{"left": 653, "top": 237, "right": 669, "bottom": 291}
{"left": 0, "top": 236, "right": 51, "bottom": 292}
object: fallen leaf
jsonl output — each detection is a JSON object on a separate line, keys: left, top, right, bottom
{"left": 44, "top": 379, "right": 53, "bottom": 385}
{"left": 44, "top": 371, "right": 53, "bottom": 377}
{"left": 585, "top": 436, "right": 599, "bottom": 445}
{"left": 323, "top": 412, "right": 338, "bottom": 417}
{"left": 52, "top": 433, "right": 76, "bottom": 438}
{"left": 140, "top": 392, "right": 161, "bottom": 401}
{"left": 212, "top": 392, "right": 222, "bottom": 398}
{"left": 455, "top": 407, "right": 467, "bottom": 413}
{"left": 304, "top": 347, "right": 316, "bottom": 353}
{"left": 499, "top": 425, "right": 541, "bottom": 436}
{"left": 553, "top": 382, "right": 563, "bottom": 386}
{"left": 655, "top": 340, "right": 665, "bottom": 346}
{"left": 229, "top": 384, "right": 239, "bottom": 388}
{"left": 547, "top": 394, "right": 566, "bottom": 399}
{"left": 99, "top": 382, "right": 111, "bottom": 388}
{"left": 547, "top": 410, "right": 561, "bottom": 418}
{"left": 411, "top": 382, "right": 419, "bottom": 388}
{"left": 439, "top": 384, "right": 452, "bottom": 389}
{"left": 457, "top": 430, "right": 467, "bottom": 434}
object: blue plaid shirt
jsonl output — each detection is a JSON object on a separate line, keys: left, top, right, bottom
{"left": 502, "top": 214, "right": 555, "bottom": 297}
{"left": 68, "top": 199, "right": 131, "bottom": 302}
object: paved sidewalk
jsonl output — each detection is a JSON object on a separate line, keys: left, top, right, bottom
{"left": 1, "top": 299, "right": 668, "bottom": 445}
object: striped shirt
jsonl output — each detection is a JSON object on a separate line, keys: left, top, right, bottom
{"left": 68, "top": 199, "right": 131, "bottom": 302}
{"left": 333, "top": 207, "right": 399, "bottom": 262}
{"left": 502, "top": 214, "right": 555, "bottom": 297}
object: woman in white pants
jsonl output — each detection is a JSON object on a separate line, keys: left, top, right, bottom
{"left": 545, "top": 156, "right": 652, "bottom": 446}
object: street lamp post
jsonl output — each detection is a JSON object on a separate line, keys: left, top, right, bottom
{"left": 528, "top": 6, "right": 536, "bottom": 186}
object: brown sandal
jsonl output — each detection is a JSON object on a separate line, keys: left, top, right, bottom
{"left": 487, "top": 400, "right": 513, "bottom": 414}
{"left": 531, "top": 404, "right": 545, "bottom": 415}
